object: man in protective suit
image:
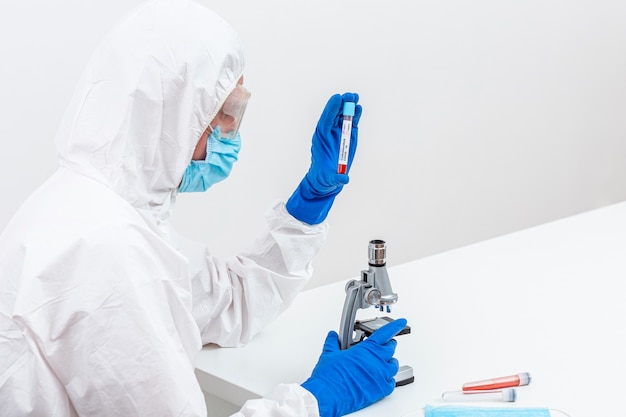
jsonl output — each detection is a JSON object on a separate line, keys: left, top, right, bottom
{"left": 0, "top": 1, "right": 406, "bottom": 416}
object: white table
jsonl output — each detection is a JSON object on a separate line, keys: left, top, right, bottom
{"left": 196, "top": 202, "right": 626, "bottom": 417}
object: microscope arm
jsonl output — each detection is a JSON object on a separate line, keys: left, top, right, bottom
{"left": 339, "top": 280, "right": 360, "bottom": 350}
{"left": 339, "top": 277, "right": 383, "bottom": 350}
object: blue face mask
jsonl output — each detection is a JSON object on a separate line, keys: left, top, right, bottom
{"left": 424, "top": 406, "right": 551, "bottom": 417}
{"left": 179, "top": 126, "right": 242, "bottom": 193}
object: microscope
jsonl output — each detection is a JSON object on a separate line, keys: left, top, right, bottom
{"left": 338, "top": 239, "right": 414, "bottom": 386}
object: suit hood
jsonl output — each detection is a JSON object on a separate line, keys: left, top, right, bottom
{"left": 55, "top": 0, "right": 244, "bottom": 222}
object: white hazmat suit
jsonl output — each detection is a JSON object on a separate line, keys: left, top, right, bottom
{"left": 0, "top": 1, "right": 325, "bottom": 415}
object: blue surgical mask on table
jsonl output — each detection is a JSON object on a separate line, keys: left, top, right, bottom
{"left": 424, "top": 405, "right": 551, "bottom": 417}
{"left": 179, "top": 126, "right": 241, "bottom": 193}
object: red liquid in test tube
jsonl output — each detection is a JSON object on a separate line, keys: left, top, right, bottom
{"left": 462, "top": 372, "right": 531, "bottom": 392}
{"left": 337, "top": 102, "right": 355, "bottom": 174}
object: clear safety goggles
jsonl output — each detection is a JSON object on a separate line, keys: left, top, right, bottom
{"left": 211, "top": 84, "right": 251, "bottom": 141}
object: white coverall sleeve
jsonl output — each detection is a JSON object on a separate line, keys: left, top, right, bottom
{"left": 182, "top": 201, "right": 328, "bottom": 347}
{"left": 231, "top": 384, "right": 320, "bottom": 417}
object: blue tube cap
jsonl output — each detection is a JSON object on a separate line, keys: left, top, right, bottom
{"left": 342, "top": 102, "right": 356, "bottom": 117}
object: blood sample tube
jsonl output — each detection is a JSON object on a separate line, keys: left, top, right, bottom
{"left": 462, "top": 373, "right": 531, "bottom": 392}
{"left": 337, "top": 102, "right": 355, "bottom": 174}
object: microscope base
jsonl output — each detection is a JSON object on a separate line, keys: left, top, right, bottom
{"left": 396, "top": 365, "right": 415, "bottom": 387}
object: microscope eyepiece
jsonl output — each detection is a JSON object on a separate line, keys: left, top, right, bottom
{"left": 368, "top": 239, "right": 386, "bottom": 266}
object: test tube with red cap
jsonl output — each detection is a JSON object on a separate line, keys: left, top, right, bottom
{"left": 337, "top": 102, "right": 355, "bottom": 174}
{"left": 462, "top": 372, "right": 531, "bottom": 392}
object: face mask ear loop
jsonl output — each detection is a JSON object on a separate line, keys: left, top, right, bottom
{"left": 205, "top": 124, "right": 214, "bottom": 158}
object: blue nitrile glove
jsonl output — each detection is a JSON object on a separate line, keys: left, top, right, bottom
{"left": 301, "top": 318, "right": 406, "bottom": 417}
{"left": 286, "top": 93, "right": 362, "bottom": 224}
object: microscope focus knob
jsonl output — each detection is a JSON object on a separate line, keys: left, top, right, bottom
{"left": 364, "top": 287, "right": 382, "bottom": 306}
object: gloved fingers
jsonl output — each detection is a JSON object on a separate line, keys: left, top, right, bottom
{"left": 346, "top": 98, "right": 361, "bottom": 172}
{"left": 387, "top": 357, "right": 400, "bottom": 378}
{"left": 360, "top": 336, "right": 397, "bottom": 363}
{"left": 340, "top": 92, "right": 361, "bottom": 128}
{"left": 382, "top": 383, "right": 395, "bottom": 399}
{"left": 352, "top": 102, "right": 363, "bottom": 127}
{"left": 367, "top": 318, "right": 407, "bottom": 345}
{"left": 305, "top": 172, "right": 345, "bottom": 196}
{"left": 375, "top": 358, "right": 399, "bottom": 398}
{"left": 318, "top": 93, "right": 360, "bottom": 130}
{"left": 345, "top": 129, "right": 358, "bottom": 172}
{"left": 322, "top": 330, "right": 341, "bottom": 354}
{"left": 383, "top": 337, "right": 398, "bottom": 352}
{"left": 332, "top": 172, "right": 350, "bottom": 186}
{"left": 318, "top": 94, "right": 344, "bottom": 130}
{"left": 340, "top": 92, "right": 359, "bottom": 106}
{"left": 381, "top": 359, "right": 400, "bottom": 394}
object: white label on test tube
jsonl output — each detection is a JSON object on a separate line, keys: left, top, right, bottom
{"left": 337, "top": 102, "right": 356, "bottom": 174}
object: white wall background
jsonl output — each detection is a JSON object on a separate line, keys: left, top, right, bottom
{"left": 1, "top": 0, "right": 626, "bottom": 289}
